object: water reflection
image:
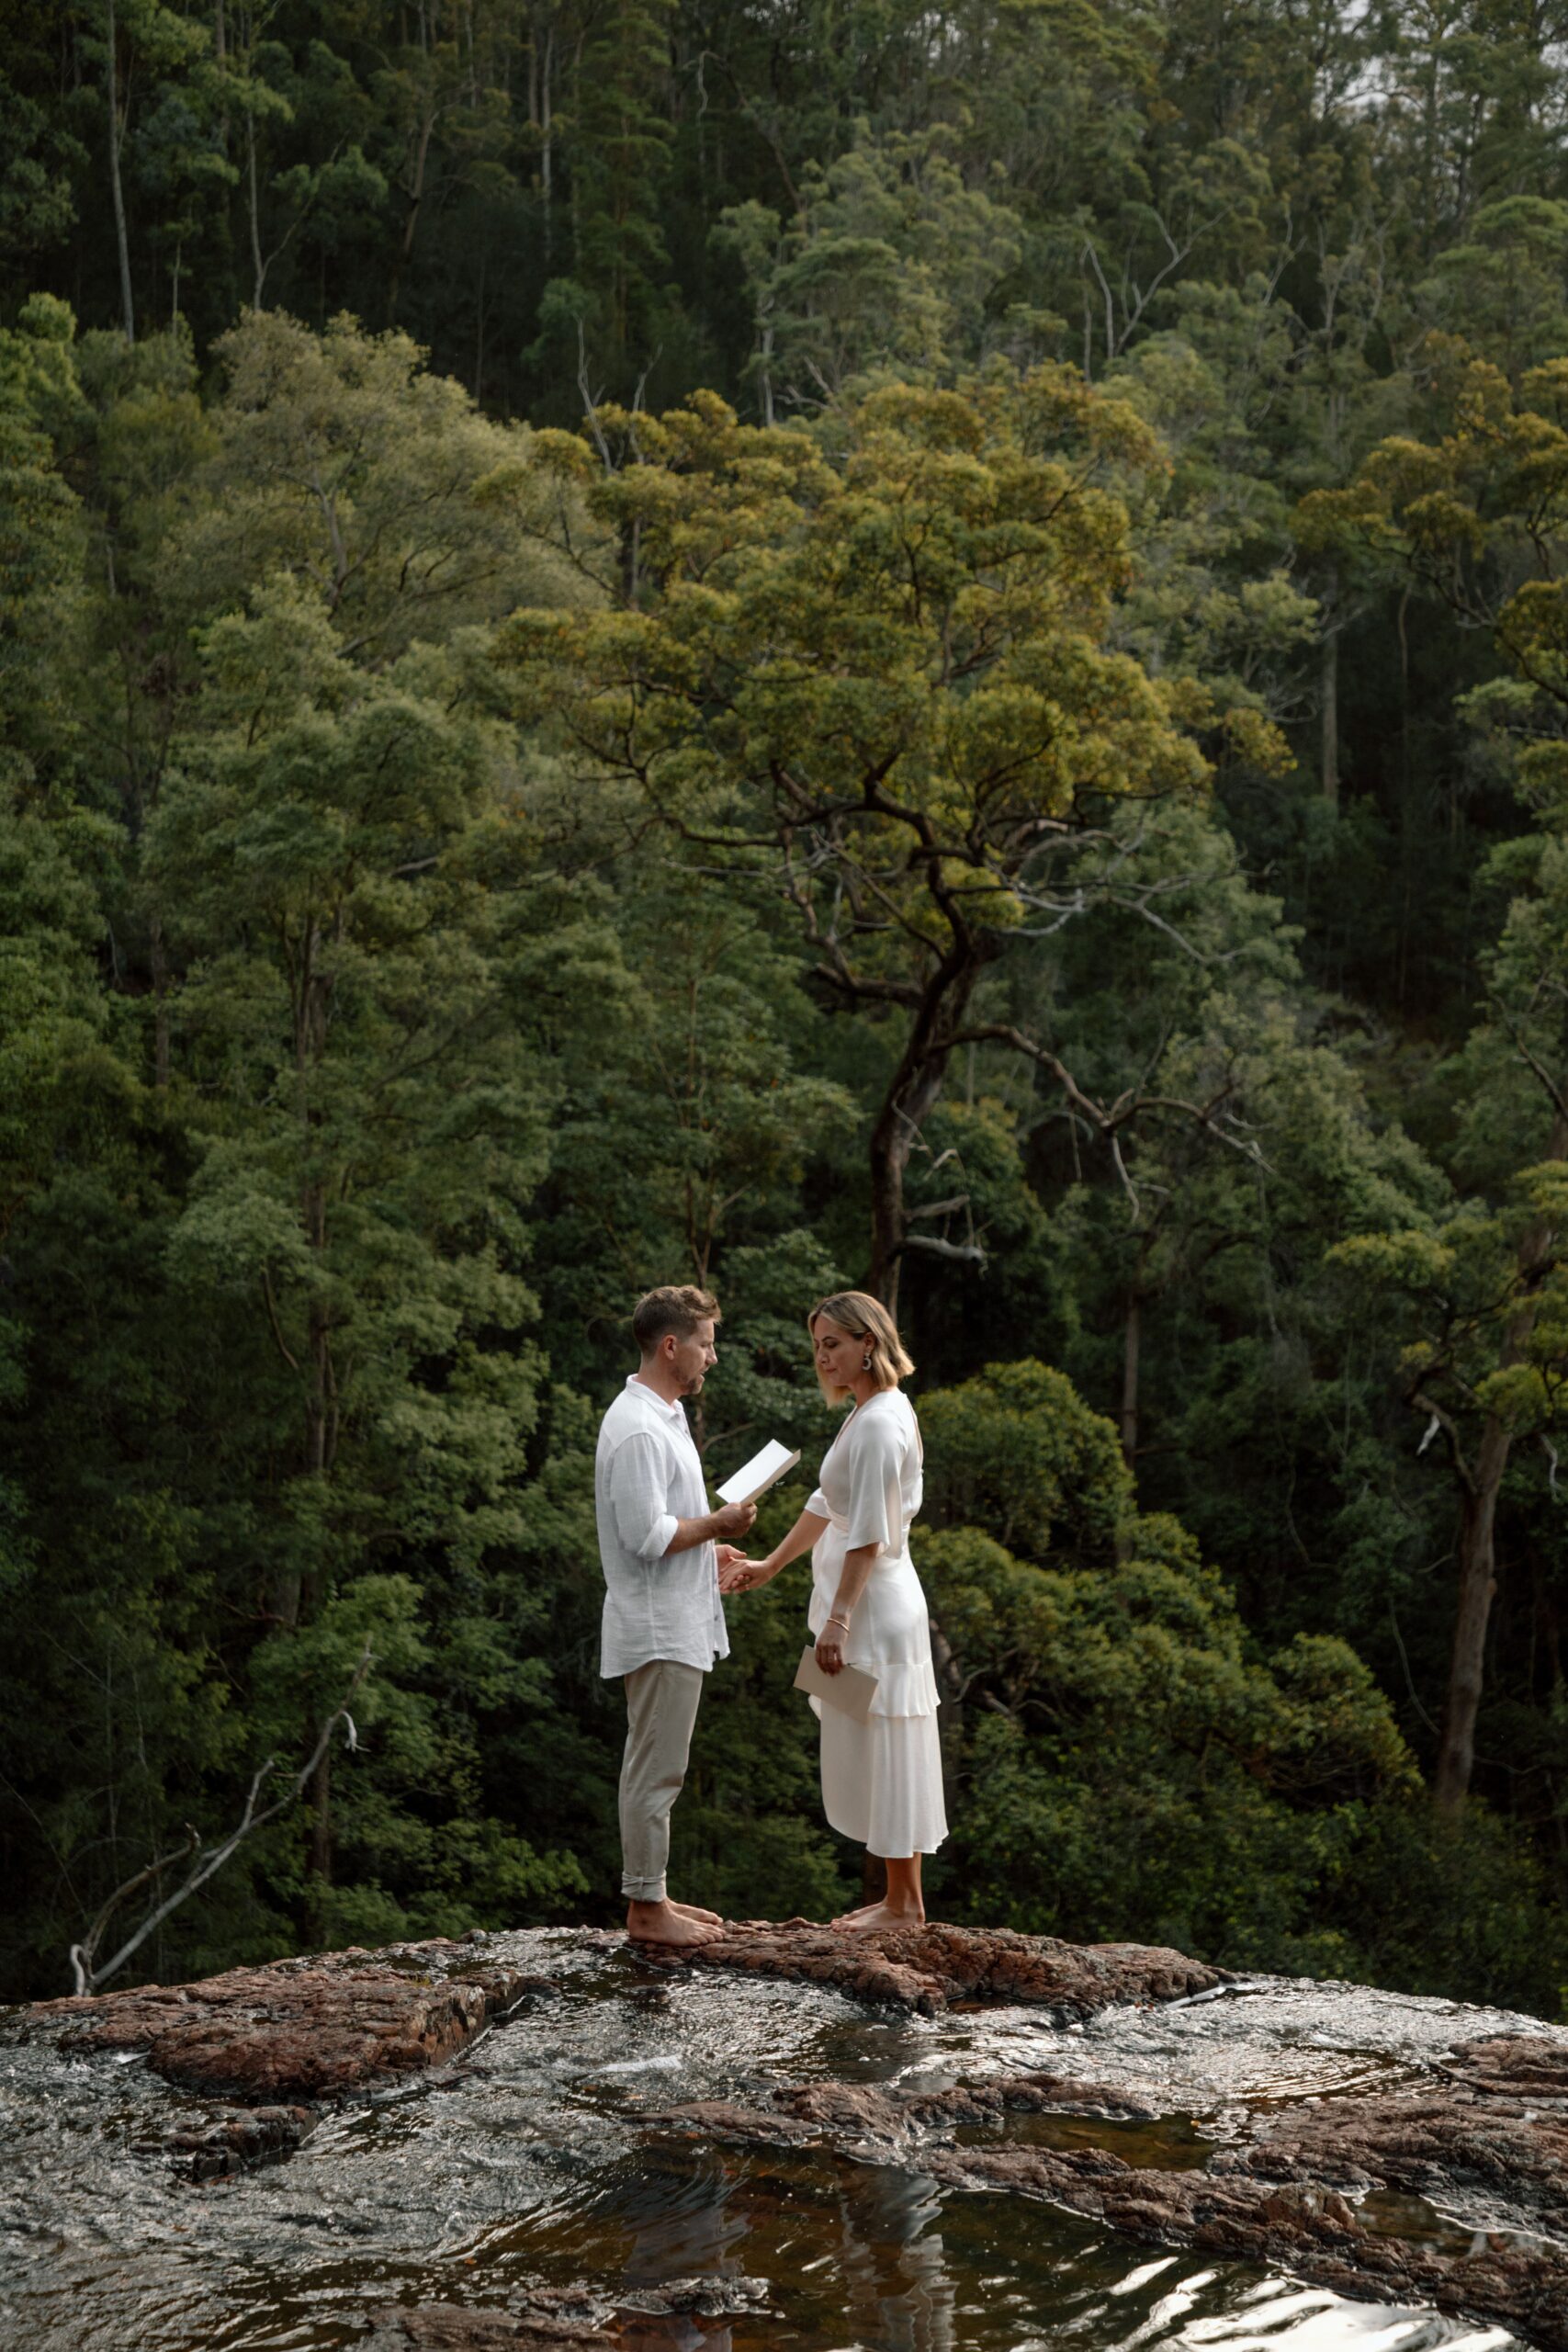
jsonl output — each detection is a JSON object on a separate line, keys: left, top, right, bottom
{"left": 551, "top": 2138, "right": 1517, "bottom": 2352}
{"left": 0, "top": 1929, "right": 1540, "bottom": 2352}
{"left": 827, "top": 2165, "right": 954, "bottom": 2352}
{"left": 617, "top": 2328, "right": 731, "bottom": 2352}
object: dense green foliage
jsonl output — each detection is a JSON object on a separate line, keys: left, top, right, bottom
{"left": 11, "top": 1, "right": 1568, "bottom": 2014}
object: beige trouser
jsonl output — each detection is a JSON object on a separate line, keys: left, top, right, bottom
{"left": 619, "top": 1658, "right": 705, "bottom": 1902}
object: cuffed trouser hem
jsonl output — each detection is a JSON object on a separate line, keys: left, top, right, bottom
{"left": 619, "top": 1657, "right": 705, "bottom": 1904}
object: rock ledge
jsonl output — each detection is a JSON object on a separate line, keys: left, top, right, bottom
{"left": 650, "top": 1917, "right": 1227, "bottom": 2015}
{"left": 28, "top": 1937, "right": 550, "bottom": 2101}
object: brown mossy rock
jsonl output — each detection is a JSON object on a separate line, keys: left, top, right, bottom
{"left": 660, "top": 2072, "right": 1156, "bottom": 2154}
{"left": 1213, "top": 2064, "right": 1568, "bottom": 2226}
{"left": 360, "top": 2277, "right": 773, "bottom": 2346}
{"left": 144, "top": 2101, "right": 313, "bottom": 2179}
{"left": 659, "top": 1919, "right": 1226, "bottom": 2016}
{"left": 616, "top": 2275, "right": 773, "bottom": 2318}
{"left": 928, "top": 2143, "right": 1568, "bottom": 2346}
{"left": 360, "top": 2306, "right": 612, "bottom": 2349}
{"left": 790, "top": 2072, "right": 1159, "bottom": 2130}
{"left": 1448, "top": 2036, "right": 1568, "bottom": 2101}
{"left": 28, "top": 1939, "right": 549, "bottom": 2101}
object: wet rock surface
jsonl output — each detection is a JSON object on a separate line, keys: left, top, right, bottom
{"left": 1216, "top": 2075, "right": 1568, "bottom": 2222}
{"left": 616, "top": 2274, "right": 774, "bottom": 2317}
{"left": 930, "top": 2140, "right": 1568, "bottom": 2345}
{"left": 7, "top": 1923, "right": 1568, "bottom": 2352}
{"left": 657, "top": 2029, "right": 1568, "bottom": 2345}
{"left": 660, "top": 2070, "right": 1159, "bottom": 2156}
{"left": 361, "top": 2288, "right": 615, "bottom": 2347}
{"left": 1449, "top": 2035, "right": 1568, "bottom": 2099}
{"left": 142, "top": 2101, "right": 314, "bottom": 2180}
{"left": 360, "top": 2276, "right": 773, "bottom": 2347}
{"left": 654, "top": 1917, "right": 1227, "bottom": 2015}
{"left": 28, "top": 1938, "right": 552, "bottom": 2100}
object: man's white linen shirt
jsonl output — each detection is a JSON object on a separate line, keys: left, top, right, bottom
{"left": 595, "top": 1374, "right": 729, "bottom": 1679}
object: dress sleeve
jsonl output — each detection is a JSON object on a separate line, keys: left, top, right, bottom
{"left": 842, "top": 1411, "right": 901, "bottom": 1553}
{"left": 610, "top": 1431, "right": 681, "bottom": 1561}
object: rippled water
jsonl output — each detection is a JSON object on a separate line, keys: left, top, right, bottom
{"left": 0, "top": 1931, "right": 1554, "bottom": 2352}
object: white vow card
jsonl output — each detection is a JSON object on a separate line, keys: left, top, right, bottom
{"left": 716, "top": 1438, "right": 801, "bottom": 1507}
{"left": 794, "top": 1643, "right": 879, "bottom": 1723}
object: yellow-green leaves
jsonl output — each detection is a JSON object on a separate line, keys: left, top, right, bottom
{"left": 498, "top": 366, "right": 1219, "bottom": 978}
{"left": 1330, "top": 1165, "right": 1568, "bottom": 1447}
{"left": 497, "top": 364, "right": 1283, "bottom": 1294}
{"left": 1301, "top": 348, "right": 1568, "bottom": 720}
{"left": 1328, "top": 1230, "right": 1457, "bottom": 1289}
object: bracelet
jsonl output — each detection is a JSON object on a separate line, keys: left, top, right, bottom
{"left": 825, "top": 1613, "right": 850, "bottom": 1632}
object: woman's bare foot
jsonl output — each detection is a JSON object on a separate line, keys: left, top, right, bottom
{"left": 626, "top": 1898, "right": 724, "bottom": 1946}
{"left": 829, "top": 1899, "right": 886, "bottom": 1928}
{"left": 830, "top": 1899, "right": 924, "bottom": 1936}
{"left": 670, "top": 1900, "right": 723, "bottom": 1926}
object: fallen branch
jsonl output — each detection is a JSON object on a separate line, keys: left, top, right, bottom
{"left": 68, "top": 1640, "right": 375, "bottom": 1997}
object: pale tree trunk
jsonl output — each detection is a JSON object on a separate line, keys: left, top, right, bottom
{"left": 214, "top": 0, "right": 230, "bottom": 147}
{"left": 149, "top": 912, "right": 171, "bottom": 1088}
{"left": 529, "top": 12, "right": 554, "bottom": 258}
{"left": 299, "top": 921, "right": 339, "bottom": 1914}
{"left": 306, "top": 1745, "right": 333, "bottom": 1943}
{"left": 389, "top": 104, "right": 435, "bottom": 324}
{"left": 867, "top": 967, "right": 976, "bottom": 1311}
{"left": 1432, "top": 1419, "right": 1510, "bottom": 1812}
{"left": 106, "top": 0, "right": 136, "bottom": 345}
{"left": 1120, "top": 1289, "right": 1141, "bottom": 1468}
{"left": 247, "top": 102, "right": 266, "bottom": 306}
{"left": 1430, "top": 1108, "right": 1568, "bottom": 1813}
{"left": 267, "top": 911, "right": 339, "bottom": 1628}
{"left": 1321, "top": 627, "right": 1340, "bottom": 808}
{"left": 758, "top": 315, "right": 775, "bottom": 426}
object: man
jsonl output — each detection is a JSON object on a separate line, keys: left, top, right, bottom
{"left": 595, "top": 1283, "right": 756, "bottom": 1947}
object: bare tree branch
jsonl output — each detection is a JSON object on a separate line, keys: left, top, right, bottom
{"left": 895, "top": 1233, "right": 987, "bottom": 1265}
{"left": 1409, "top": 1386, "right": 1476, "bottom": 1498}
{"left": 68, "top": 1641, "right": 375, "bottom": 1997}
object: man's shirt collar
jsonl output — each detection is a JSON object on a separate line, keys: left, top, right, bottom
{"left": 627, "top": 1372, "right": 687, "bottom": 1423}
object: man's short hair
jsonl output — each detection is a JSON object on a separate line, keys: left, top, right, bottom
{"left": 632, "top": 1284, "right": 721, "bottom": 1354}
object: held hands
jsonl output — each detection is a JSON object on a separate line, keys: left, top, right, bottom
{"left": 715, "top": 1544, "right": 750, "bottom": 1592}
{"left": 716, "top": 1552, "right": 780, "bottom": 1594}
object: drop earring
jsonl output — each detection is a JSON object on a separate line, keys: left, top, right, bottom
{"left": 862, "top": 1353, "right": 872, "bottom": 1370}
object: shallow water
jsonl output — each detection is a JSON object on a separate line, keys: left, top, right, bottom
{"left": 0, "top": 1931, "right": 1556, "bottom": 2352}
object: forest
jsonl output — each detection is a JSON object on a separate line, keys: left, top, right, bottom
{"left": 9, "top": 0, "right": 1568, "bottom": 2011}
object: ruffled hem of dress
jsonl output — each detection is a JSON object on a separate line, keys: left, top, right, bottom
{"left": 856, "top": 1658, "right": 940, "bottom": 1718}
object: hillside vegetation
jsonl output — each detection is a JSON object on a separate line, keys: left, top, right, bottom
{"left": 7, "top": 1, "right": 1568, "bottom": 2009}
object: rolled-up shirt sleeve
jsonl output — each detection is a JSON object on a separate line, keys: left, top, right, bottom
{"left": 610, "top": 1430, "right": 681, "bottom": 1560}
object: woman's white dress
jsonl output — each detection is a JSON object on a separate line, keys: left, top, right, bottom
{"left": 807, "top": 1388, "right": 947, "bottom": 1859}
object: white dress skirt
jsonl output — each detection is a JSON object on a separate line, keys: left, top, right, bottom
{"left": 806, "top": 1388, "right": 948, "bottom": 1859}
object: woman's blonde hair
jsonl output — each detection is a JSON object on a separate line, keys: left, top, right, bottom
{"left": 808, "top": 1291, "right": 914, "bottom": 1402}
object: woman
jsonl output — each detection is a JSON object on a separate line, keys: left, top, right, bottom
{"left": 724, "top": 1292, "right": 946, "bottom": 1932}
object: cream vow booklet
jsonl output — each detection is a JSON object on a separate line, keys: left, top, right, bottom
{"left": 717, "top": 1438, "right": 800, "bottom": 1507}
{"left": 794, "top": 1644, "right": 878, "bottom": 1723}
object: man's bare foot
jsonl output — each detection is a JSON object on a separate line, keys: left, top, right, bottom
{"left": 670, "top": 1900, "right": 723, "bottom": 1925}
{"left": 626, "top": 1898, "right": 724, "bottom": 1947}
{"left": 830, "top": 1900, "right": 925, "bottom": 1935}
